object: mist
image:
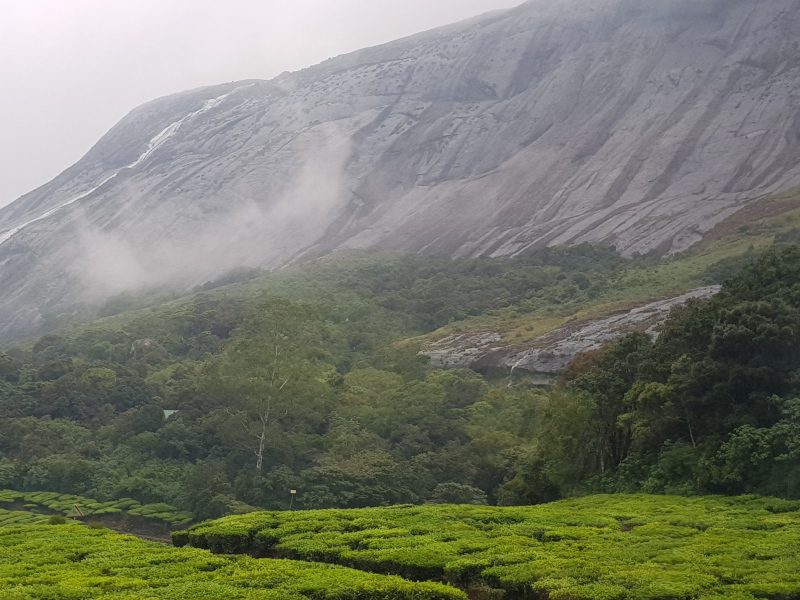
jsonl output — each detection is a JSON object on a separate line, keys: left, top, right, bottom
{"left": 72, "top": 122, "right": 353, "bottom": 301}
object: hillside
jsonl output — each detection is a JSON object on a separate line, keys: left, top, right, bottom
{"left": 2, "top": 0, "right": 800, "bottom": 340}
{"left": 418, "top": 186, "right": 800, "bottom": 372}
{"left": 5, "top": 1, "right": 800, "bottom": 597}
{"left": 2, "top": 234, "right": 800, "bottom": 517}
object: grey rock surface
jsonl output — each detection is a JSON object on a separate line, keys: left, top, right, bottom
{"left": 422, "top": 286, "right": 721, "bottom": 374}
{"left": 1, "top": 0, "right": 800, "bottom": 339}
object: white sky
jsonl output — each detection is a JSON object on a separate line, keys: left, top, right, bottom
{"left": 0, "top": 0, "right": 522, "bottom": 207}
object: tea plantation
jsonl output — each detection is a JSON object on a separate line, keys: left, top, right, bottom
{"left": 0, "top": 520, "right": 465, "bottom": 600}
{"left": 0, "top": 489, "right": 193, "bottom": 527}
{"left": 0, "top": 507, "right": 49, "bottom": 527}
{"left": 177, "top": 494, "right": 800, "bottom": 600}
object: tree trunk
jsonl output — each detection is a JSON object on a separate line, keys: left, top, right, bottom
{"left": 255, "top": 415, "right": 267, "bottom": 472}
{"left": 685, "top": 405, "right": 697, "bottom": 448}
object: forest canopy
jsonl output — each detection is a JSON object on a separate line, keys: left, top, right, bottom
{"left": 1, "top": 245, "right": 798, "bottom": 519}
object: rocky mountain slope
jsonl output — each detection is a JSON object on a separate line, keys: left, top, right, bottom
{"left": 1, "top": 0, "right": 800, "bottom": 340}
{"left": 422, "top": 286, "right": 721, "bottom": 376}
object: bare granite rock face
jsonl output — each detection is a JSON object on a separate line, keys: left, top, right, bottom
{"left": 422, "top": 286, "right": 721, "bottom": 374}
{"left": 1, "top": 0, "right": 800, "bottom": 339}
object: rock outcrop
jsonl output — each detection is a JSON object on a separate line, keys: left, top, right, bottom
{"left": 422, "top": 286, "right": 721, "bottom": 374}
{"left": 1, "top": 0, "right": 800, "bottom": 339}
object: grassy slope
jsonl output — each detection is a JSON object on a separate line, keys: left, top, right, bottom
{"left": 178, "top": 494, "right": 800, "bottom": 600}
{"left": 416, "top": 188, "right": 800, "bottom": 348}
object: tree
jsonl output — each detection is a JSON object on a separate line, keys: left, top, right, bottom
{"left": 428, "top": 482, "right": 487, "bottom": 505}
{"left": 712, "top": 397, "right": 800, "bottom": 498}
{"left": 203, "top": 300, "right": 332, "bottom": 473}
{"left": 569, "top": 333, "right": 652, "bottom": 472}
{"left": 0, "top": 353, "right": 20, "bottom": 382}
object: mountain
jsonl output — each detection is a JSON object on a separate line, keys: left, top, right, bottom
{"left": 1, "top": 0, "right": 800, "bottom": 340}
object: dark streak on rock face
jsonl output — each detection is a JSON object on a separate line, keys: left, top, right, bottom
{"left": 0, "top": 0, "right": 799, "bottom": 340}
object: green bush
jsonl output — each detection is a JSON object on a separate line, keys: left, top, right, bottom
{"left": 180, "top": 495, "right": 800, "bottom": 600}
{"left": 0, "top": 488, "right": 192, "bottom": 527}
{"left": 0, "top": 522, "right": 466, "bottom": 599}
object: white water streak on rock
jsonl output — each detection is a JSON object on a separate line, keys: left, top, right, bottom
{"left": 0, "top": 91, "right": 234, "bottom": 247}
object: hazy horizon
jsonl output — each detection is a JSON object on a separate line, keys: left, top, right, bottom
{"left": 0, "top": 0, "right": 521, "bottom": 208}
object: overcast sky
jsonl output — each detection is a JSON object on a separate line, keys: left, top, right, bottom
{"left": 0, "top": 0, "right": 522, "bottom": 207}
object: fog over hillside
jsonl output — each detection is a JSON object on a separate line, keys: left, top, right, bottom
{"left": 1, "top": 0, "right": 799, "bottom": 340}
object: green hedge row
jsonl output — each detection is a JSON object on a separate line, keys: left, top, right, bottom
{"left": 177, "top": 494, "right": 800, "bottom": 600}
{"left": 0, "top": 522, "right": 466, "bottom": 600}
{"left": 0, "top": 489, "right": 193, "bottom": 526}
{"left": 0, "top": 508, "right": 49, "bottom": 527}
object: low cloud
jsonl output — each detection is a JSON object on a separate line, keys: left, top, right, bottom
{"left": 71, "top": 123, "right": 352, "bottom": 303}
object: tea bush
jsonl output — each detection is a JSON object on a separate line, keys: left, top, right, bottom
{"left": 178, "top": 494, "right": 800, "bottom": 600}
{"left": 0, "top": 489, "right": 192, "bottom": 526}
{"left": 0, "top": 521, "right": 466, "bottom": 600}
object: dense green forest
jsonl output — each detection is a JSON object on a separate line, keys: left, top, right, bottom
{"left": 1, "top": 243, "right": 799, "bottom": 521}
{"left": 0, "top": 246, "right": 626, "bottom": 517}
{"left": 524, "top": 246, "right": 800, "bottom": 502}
